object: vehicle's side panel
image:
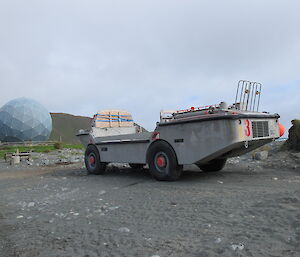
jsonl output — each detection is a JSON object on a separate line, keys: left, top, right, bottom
{"left": 96, "top": 142, "right": 149, "bottom": 163}
{"left": 93, "top": 132, "right": 152, "bottom": 163}
{"left": 157, "top": 119, "right": 238, "bottom": 165}
{"left": 157, "top": 118, "right": 279, "bottom": 165}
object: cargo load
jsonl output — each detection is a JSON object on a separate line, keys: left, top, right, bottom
{"left": 93, "top": 110, "right": 134, "bottom": 128}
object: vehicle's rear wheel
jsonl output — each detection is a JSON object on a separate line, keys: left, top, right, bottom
{"left": 85, "top": 145, "right": 107, "bottom": 175}
{"left": 129, "top": 163, "right": 144, "bottom": 169}
{"left": 197, "top": 158, "right": 227, "bottom": 172}
{"left": 147, "top": 141, "right": 182, "bottom": 181}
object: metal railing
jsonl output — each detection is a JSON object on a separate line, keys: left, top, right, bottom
{"left": 234, "top": 80, "right": 262, "bottom": 112}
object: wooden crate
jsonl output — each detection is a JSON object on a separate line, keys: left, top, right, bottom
{"left": 94, "top": 110, "right": 134, "bottom": 128}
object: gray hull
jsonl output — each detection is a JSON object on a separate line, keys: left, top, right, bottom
{"left": 77, "top": 113, "right": 280, "bottom": 165}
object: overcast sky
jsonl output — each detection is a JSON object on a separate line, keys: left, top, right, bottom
{"left": 0, "top": 0, "right": 299, "bottom": 132}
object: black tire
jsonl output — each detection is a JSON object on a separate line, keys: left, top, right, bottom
{"left": 147, "top": 141, "right": 182, "bottom": 181}
{"left": 129, "top": 163, "right": 144, "bottom": 169}
{"left": 197, "top": 158, "right": 227, "bottom": 172}
{"left": 85, "top": 145, "right": 107, "bottom": 175}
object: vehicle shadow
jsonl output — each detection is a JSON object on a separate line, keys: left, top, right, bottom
{"left": 52, "top": 164, "right": 248, "bottom": 184}
{"left": 94, "top": 165, "right": 233, "bottom": 183}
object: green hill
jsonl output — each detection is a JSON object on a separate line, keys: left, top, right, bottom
{"left": 49, "top": 113, "right": 92, "bottom": 144}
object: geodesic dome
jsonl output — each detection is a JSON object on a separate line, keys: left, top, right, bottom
{"left": 0, "top": 98, "right": 52, "bottom": 142}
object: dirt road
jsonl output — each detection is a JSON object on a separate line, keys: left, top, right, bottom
{"left": 0, "top": 163, "right": 299, "bottom": 257}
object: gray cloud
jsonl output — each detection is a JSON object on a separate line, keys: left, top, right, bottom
{"left": 0, "top": 0, "right": 299, "bottom": 131}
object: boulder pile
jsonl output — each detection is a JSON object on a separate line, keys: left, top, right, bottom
{"left": 285, "top": 119, "right": 300, "bottom": 151}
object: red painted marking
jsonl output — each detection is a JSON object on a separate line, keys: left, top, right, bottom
{"left": 245, "top": 120, "right": 251, "bottom": 137}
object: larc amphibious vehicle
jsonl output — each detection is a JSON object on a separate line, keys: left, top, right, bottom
{"left": 77, "top": 80, "right": 285, "bottom": 181}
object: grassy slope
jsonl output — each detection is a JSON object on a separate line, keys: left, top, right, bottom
{"left": 49, "top": 113, "right": 92, "bottom": 144}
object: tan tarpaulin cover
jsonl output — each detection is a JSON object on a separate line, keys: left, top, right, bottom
{"left": 94, "top": 110, "right": 134, "bottom": 128}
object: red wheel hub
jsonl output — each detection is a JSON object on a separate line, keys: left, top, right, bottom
{"left": 156, "top": 156, "right": 166, "bottom": 168}
{"left": 89, "top": 155, "right": 95, "bottom": 165}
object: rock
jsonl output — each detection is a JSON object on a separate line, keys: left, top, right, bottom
{"left": 253, "top": 151, "right": 269, "bottom": 160}
{"left": 98, "top": 190, "right": 106, "bottom": 195}
{"left": 291, "top": 152, "right": 300, "bottom": 161}
{"left": 26, "top": 160, "right": 33, "bottom": 165}
{"left": 42, "top": 159, "right": 50, "bottom": 166}
{"left": 70, "top": 156, "right": 81, "bottom": 163}
{"left": 108, "top": 206, "right": 119, "bottom": 211}
{"left": 27, "top": 202, "right": 35, "bottom": 207}
{"left": 215, "top": 238, "right": 222, "bottom": 243}
{"left": 228, "top": 157, "right": 240, "bottom": 164}
{"left": 231, "top": 243, "right": 244, "bottom": 251}
{"left": 285, "top": 119, "right": 300, "bottom": 151}
{"left": 118, "top": 227, "right": 130, "bottom": 233}
{"left": 19, "top": 201, "right": 27, "bottom": 208}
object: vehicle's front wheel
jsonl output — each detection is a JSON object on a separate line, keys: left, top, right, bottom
{"left": 147, "top": 141, "right": 182, "bottom": 181}
{"left": 197, "top": 158, "right": 227, "bottom": 172}
{"left": 85, "top": 145, "right": 107, "bottom": 175}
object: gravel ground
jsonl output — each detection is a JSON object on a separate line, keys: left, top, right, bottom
{"left": 0, "top": 155, "right": 300, "bottom": 257}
